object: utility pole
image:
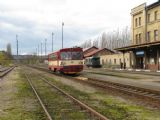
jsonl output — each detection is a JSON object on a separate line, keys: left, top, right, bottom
{"left": 36, "top": 48, "right": 37, "bottom": 55}
{"left": 45, "top": 39, "right": 47, "bottom": 56}
{"left": 16, "top": 34, "right": 18, "bottom": 56}
{"left": 41, "top": 42, "right": 42, "bottom": 58}
{"left": 52, "top": 32, "right": 54, "bottom": 52}
{"left": 38, "top": 44, "right": 39, "bottom": 56}
{"left": 62, "top": 22, "right": 64, "bottom": 49}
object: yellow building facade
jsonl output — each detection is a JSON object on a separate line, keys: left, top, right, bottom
{"left": 116, "top": 1, "right": 160, "bottom": 71}
{"left": 100, "top": 53, "right": 131, "bottom": 68}
{"left": 132, "top": 2, "right": 160, "bottom": 44}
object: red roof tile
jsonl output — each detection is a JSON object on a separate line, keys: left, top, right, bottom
{"left": 84, "top": 48, "right": 114, "bottom": 58}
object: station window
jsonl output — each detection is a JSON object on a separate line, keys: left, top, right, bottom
{"left": 110, "top": 59, "right": 112, "bottom": 64}
{"left": 114, "top": 59, "right": 116, "bottom": 64}
{"left": 102, "top": 59, "right": 104, "bottom": 65}
{"left": 119, "top": 59, "right": 121, "bottom": 64}
{"left": 154, "top": 11, "right": 158, "bottom": 20}
{"left": 135, "top": 18, "right": 138, "bottom": 27}
{"left": 148, "top": 14, "right": 151, "bottom": 22}
{"left": 154, "top": 30, "right": 158, "bottom": 41}
{"left": 106, "top": 59, "right": 108, "bottom": 64}
{"left": 147, "top": 31, "right": 150, "bottom": 42}
{"left": 139, "top": 17, "right": 141, "bottom": 26}
{"left": 136, "top": 34, "right": 138, "bottom": 44}
{"left": 138, "top": 33, "right": 142, "bottom": 44}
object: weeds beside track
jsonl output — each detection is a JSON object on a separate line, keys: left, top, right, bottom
{"left": 25, "top": 71, "right": 109, "bottom": 120}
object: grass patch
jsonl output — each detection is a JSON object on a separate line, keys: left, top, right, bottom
{"left": 29, "top": 75, "right": 90, "bottom": 120}
{"left": 44, "top": 75, "right": 160, "bottom": 120}
{"left": 0, "top": 68, "right": 46, "bottom": 120}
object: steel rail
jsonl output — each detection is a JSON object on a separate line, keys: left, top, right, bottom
{"left": 40, "top": 77, "right": 109, "bottom": 120}
{"left": 73, "top": 79, "right": 160, "bottom": 103}
{"left": 25, "top": 74, "right": 53, "bottom": 120}
{"left": 30, "top": 66, "right": 160, "bottom": 102}
{"left": 0, "top": 66, "right": 15, "bottom": 78}
{"left": 87, "top": 78, "right": 160, "bottom": 96}
{"left": 0, "top": 67, "right": 8, "bottom": 72}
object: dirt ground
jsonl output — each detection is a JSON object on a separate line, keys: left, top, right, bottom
{"left": 0, "top": 67, "right": 46, "bottom": 120}
{"left": 1, "top": 66, "right": 160, "bottom": 120}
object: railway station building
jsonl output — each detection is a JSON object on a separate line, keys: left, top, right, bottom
{"left": 83, "top": 46, "right": 99, "bottom": 56}
{"left": 115, "top": 1, "right": 160, "bottom": 71}
{"left": 83, "top": 47, "right": 115, "bottom": 66}
{"left": 100, "top": 53, "right": 131, "bottom": 68}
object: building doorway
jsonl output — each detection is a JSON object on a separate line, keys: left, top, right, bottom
{"left": 136, "top": 57, "right": 144, "bottom": 69}
{"left": 136, "top": 51, "right": 144, "bottom": 69}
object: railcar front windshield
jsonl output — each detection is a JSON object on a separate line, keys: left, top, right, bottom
{"left": 60, "top": 51, "right": 83, "bottom": 60}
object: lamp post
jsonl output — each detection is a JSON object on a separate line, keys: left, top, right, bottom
{"left": 38, "top": 44, "right": 39, "bottom": 56}
{"left": 41, "top": 42, "right": 42, "bottom": 58}
{"left": 16, "top": 34, "right": 18, "bottom": 56}
{"left": 52, "top": 32, "right": 54, "bottom": 52}
{"left": 62, "top": 22, "right": 64, "bottom": 49}
{"left": 45, "top": 39, "right": 47, "bottom": 56}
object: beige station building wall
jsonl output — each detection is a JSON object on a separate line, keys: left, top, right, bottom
{"left": 131, "top": 3, "right": 160, "bottom": 44}
{"left": 100, "top": 53, "right": 131, "bottom": 68}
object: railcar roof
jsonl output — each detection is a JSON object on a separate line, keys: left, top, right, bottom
{"left": 48, "top": 47, "right": 82, "bottom": 55}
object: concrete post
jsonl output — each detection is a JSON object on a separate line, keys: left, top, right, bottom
{"left": 129, "top": 52, "right": 132, "bottom": 68}
{"left": 144, "top": 49, "right": 147, "bottom": 69}
{"left": 123, "top": 51, "right": 125, "bottom": 69}
{"left": 132, "top": 51, "right": 136, "bottom": 69}
{"left": 157, "top": 48, "right": 159, "bottom": 70}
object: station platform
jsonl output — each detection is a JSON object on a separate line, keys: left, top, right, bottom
{"left": 82, "top": 69, "right": 160, "bottom": 92}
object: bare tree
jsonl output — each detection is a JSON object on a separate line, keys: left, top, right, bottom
{"left": 80, "top": 39, "right": 92, "bottom": 49}
{"left": 79, "top": 26, "right": 131, "bottom": 50}
{"left": 92, "top": 39, "right": 99, "bottom": 48}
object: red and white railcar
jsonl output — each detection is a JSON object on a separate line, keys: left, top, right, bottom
{"left": 48, "top": 47, "right": 83, "bottom": 74}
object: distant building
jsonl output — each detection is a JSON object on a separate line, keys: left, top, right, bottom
{"left": 100, "top": 53, "right": 131, "bottom": 68}
{"left": 84, "top": 48, "right": 114, "bottom": 58}
{"left": 115, "top": 1, "right": 160, "bottom": 71}
{"left": 83, "top": 46, "right": 98, "bottom": 56}
{"left": 83, "top": 47, "right": 115, "bottom": 66}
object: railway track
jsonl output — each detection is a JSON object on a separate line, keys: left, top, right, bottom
{"left": 25, "top": 71, "right": 109, "bottom": 120}
{"left": 30, "top": 66, "right": 160, "bottom": 106}
{"left": 77, "top": 77, "right": 160, "bottom": 102}
{"left": 0, "top": 66, "right": 15, "bottom": 78}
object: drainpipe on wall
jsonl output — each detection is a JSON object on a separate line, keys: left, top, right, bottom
{"left": 123, "top": 51, "right": 125, "bottom": 69}
{"left": 157, "top": 48, "right": 159, "bottom": 70}
{"left": 144, "top": 49, "right": 147, "bottom": 69}
{"left": 133, "top": 50, "right": 136, "bottom": 69}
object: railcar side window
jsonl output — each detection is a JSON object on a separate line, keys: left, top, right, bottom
{"left": 60, "top": 51, "right": 83, "bottom": 60}
{"left": 72, "top": 52, "right": 83, "bottom": 60}
{"left": 49, "top": 54, "right": 57, "bottom": 60}
{"left": 61, "top": 52, "right": 72, "bottom": 60}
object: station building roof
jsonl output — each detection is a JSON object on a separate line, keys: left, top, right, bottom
{"left": 115, "top": 41, "right": 160, "bottom": 52}
{"left": 84, "top": 48, "right": 114, "bottom": 58}
{"left": 147, "top": 0, "right": 160, "bottom": 10}
{"left": 83, "top": 46, "right": 98, "bottom": 54}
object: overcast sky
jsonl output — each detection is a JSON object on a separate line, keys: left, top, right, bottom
{"left": 0, "top": 0, "right": 157, "bottom": 55}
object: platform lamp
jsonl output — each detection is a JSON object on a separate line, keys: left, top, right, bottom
{"left": 62, "top": 22, "right": 64, "bottom": 49}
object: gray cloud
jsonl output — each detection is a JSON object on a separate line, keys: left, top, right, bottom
{"left": 0, "top": 0, "right": 156, "bottom": 54}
